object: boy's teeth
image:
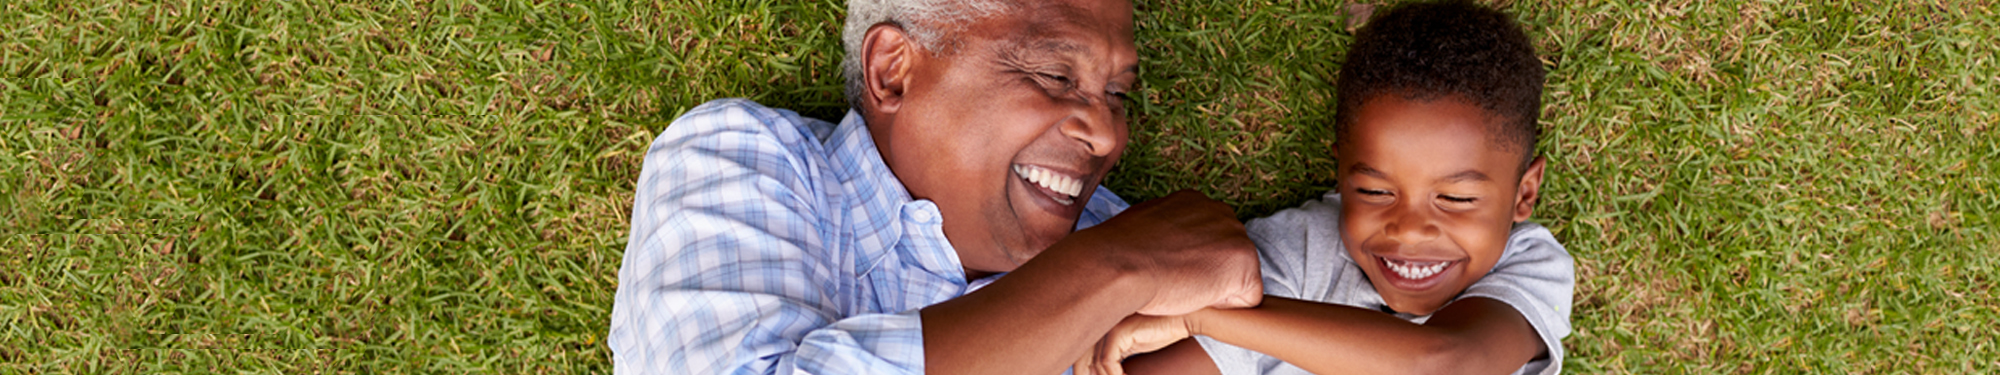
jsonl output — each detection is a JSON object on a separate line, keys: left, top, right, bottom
{"left": 1013, "top": 164, "right": 1083, "bottom": 201}
{"left": 1386, "top": 258, "right": 1450, "bottom": 280}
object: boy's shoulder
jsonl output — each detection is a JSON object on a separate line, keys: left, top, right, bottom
{"left": 1496, "top": 221, "right": 1569, "bottom": 269}
{"left": 1240, "top": 190, "right": 1354, "bottom": 302}
{"left": 1244, "top": 190, "right": 1345, "bottom": 239}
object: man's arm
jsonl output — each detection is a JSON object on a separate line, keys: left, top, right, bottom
{"left": 1193, "top": 296, "right": 1542, "bottom": 375}
{"left": 922, "top": 190, "right": 1265, "bottom": 375}
{"left": 609, "top": 100, "right": 933, "bottom": 374}
{"left": 611, "top": 101, "right": 1263, "bottom": 374}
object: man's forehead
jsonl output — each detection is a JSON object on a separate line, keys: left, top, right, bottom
{"left": 977, "top": 0, "right": 1138, "bottom": 69}
{"left": 972, "top": 0, "right": 1132, "bottom": 42}
{"left": 1034, "top": 0, "right": 1135, "bottom": 35}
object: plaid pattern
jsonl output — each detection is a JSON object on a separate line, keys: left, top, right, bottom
{"left": 609, "top": 99, "right": 1128, "bottom": 374}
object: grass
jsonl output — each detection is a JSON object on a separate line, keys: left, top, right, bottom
{"left": 2, "top": 0, "right": 1994, "bottom": 373}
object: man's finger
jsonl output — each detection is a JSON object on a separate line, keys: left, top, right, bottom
{"left": 1218, "top": 287, "right": 1263, "bottom": 309}
{"left": 1073, "top": 342, "right": 1102, "bottom": 375}
{"left": 1206, "top": 279, "right": 1263, "bottom": 310}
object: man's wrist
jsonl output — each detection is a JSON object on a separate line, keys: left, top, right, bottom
{"left": 1045, "top": 229, "right": 1156, "bottom": 314}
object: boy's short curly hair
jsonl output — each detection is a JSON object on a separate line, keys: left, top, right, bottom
{"left": 1336, "top": 0, "right": 1546, "bottom": 169}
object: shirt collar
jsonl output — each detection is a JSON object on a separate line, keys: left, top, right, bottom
{"left": 824, "top": 110, "right": 970, "bottom": 286}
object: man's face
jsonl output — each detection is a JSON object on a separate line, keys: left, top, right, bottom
{"left": 1336, "top": 94, "right": 1540, "bottom": 315}
{"left": 877, "top": 0, "right": 1138, "bottom": 277}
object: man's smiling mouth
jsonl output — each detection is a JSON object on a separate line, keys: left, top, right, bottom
{"left": 1013, "top": 164, "right": 1083, "bottom": 206}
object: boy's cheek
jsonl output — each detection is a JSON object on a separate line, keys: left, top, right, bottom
{"left": 1450, "top": 220, "right": 1516, "bottom": 261}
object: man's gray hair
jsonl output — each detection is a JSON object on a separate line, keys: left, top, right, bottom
{"left": 842, "top": 0, "right": 1011, "bottom": 112}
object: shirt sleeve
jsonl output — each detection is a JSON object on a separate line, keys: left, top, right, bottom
{"left": 607, "top": 99, "right": 924, "bottom": 375}
{"left": 1074, "top": 185, "right": 1130, "bottom": 230}
{"left": 1454, "top": 223, "right": 1575, "bottom": 375}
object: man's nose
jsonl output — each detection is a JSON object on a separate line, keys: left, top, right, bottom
{"left": 1058, "top": 97, "right": 1123, "bottom": 157}
{"left": 1384, "top": 198, "right": 1442, "bottom": 244}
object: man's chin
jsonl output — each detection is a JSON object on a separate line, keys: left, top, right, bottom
{"left": 1010, "top": 225, "right": 1077, "bottom": 264}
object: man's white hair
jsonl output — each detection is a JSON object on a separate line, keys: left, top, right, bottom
{"left": 842, "top": 0, "right": 1011, "bottom": 112}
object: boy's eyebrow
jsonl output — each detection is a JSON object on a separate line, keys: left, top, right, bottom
{"left": 1350, "top": 164, "right": 1491, "bottom": 183}
{"left": 1439, "top": 170, "right": 1491, "bottom": 183}
{"left": 1349, "top": 164, "right": 1387, "bottom": 178}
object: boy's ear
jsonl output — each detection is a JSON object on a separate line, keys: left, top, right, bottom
{"left": 1511, "top": 156, "right": 1547, "bottom": 223}
{"left": 861, "top": 23, "right": 920, "bottom": 115}
{"left": 1328, "top": 142, "right": 1345, "bottom": 189}
{"left": 1329, "top": 141, "right": 1343, "bottom": 175}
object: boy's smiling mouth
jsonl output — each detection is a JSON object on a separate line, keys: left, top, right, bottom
{"left": 1385, "top": 257, "right": 1451, "bottom": 279}
{"left": 1374, "top": 254, "right": 1459, "bottom": 290}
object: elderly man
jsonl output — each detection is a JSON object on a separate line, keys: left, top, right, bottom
{"left": 607, "top": 0, "right": 1261, "bottom": 373}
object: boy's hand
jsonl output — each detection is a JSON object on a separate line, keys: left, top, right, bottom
{"left": 1074, "top": 313, "right": 1197, "bottom": 375}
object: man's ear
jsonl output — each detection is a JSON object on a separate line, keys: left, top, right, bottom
{"left": 1511, "top": 156, "right": 1547, "bottom": 223}
{"left": 861, "top": 23, "right": 920, "bottom": 115}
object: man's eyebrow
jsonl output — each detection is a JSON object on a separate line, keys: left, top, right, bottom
{"left": 996, "top": 38, "right": 1084, "bottom": 69}
{"left": 1035, "top": 39, "right": 1087, "bottom": 55}
{"left": 1007, "top": 38, "right": 1085, "bottom": 58}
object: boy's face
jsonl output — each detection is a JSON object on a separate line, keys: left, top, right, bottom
{"left": 1336, "top": 94, "right": 1545, "bottom": 316}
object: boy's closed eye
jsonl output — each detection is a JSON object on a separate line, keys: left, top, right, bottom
{"left": 1355, "top": 187, "right": 1392, "bottom": 196}
{"left": 1352, "top": 188, "right": 1481, "bottom": 211}
{"left": 1435, "top": 194, "right": 1481, "bottom": 212}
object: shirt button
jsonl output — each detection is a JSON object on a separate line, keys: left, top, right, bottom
{"left": 904, "top": 201, "right": 939, "bottom": 223}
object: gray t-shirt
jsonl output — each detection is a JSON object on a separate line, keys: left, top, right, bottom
{"left": 1196, "top": 191, "right": 1575, "bottom": 375}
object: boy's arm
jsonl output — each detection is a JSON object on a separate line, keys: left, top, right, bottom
{"left": 1191, "top": 295, "right": 1543, "bottom": 375}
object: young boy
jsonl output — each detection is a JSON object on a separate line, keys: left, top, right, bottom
{"left": 1077, "top": 1, "right": 1573, "bottom": 374}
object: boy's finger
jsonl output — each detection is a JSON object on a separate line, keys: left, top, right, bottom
{"left": 1094, "top": 350, "right": 1127, "bottom": 375}
{"left": 1103, "top": 361, "right": 1127, "bottom": 375}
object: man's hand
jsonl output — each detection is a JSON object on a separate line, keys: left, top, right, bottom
{"left": 1077, "top": 190, "right": 1262, "bottom": 316}
{"left": 1074, "top": 314, "right": 1197, "bottom": 375}
{"left": 922, "top": 190, "right": 1256, "bottom": 375}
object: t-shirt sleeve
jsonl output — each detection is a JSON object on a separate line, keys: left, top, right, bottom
{"left": 1454, "top": 223, "right": 1576, "bottom": 375}
{"left": 607, "top": 99, "right": 925, "bottom": 375}
{"left": 1242, "top": 199, "right": 1333, "bottom": 300}
{"left": 1197, "top": 198, "right": 1342, "bottom": 375}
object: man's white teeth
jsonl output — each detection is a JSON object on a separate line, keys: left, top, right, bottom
{"left": 1012, "top": 164, "right": 1082, "bottom": 204}
{"left": 1386, "top": 258, "right": 1450, "bottom": 280}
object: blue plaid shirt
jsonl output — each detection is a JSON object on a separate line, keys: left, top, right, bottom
{"left": 609, "top": 99, "right": 1129, "bottom": 374}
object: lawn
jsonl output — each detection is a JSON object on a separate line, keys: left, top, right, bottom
{"left": 2, "top": 0, "right": 1995, "bottom": 373}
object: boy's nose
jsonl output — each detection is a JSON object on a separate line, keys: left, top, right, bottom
{"left": 1384, "top": 200, "right": 1442, "bottom": 244}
